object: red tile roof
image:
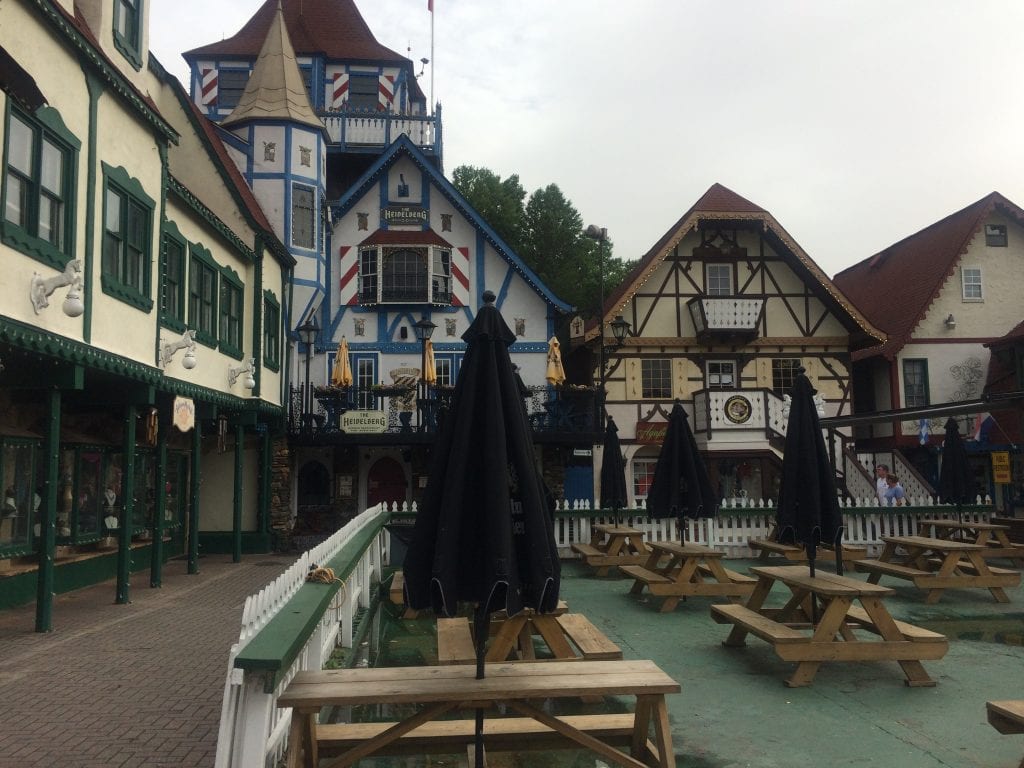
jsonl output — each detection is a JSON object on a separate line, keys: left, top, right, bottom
{"left": 185, "top": 0, "right": 402, "bottom": 60}
{"left": 359, "top": 229, "right": 452, "bottom": 248}
{"left": 833, "top": 192, "right": 1024, "bottom": 360}
{"left": 597, "top": 183, "right": 882, "bottom": 346}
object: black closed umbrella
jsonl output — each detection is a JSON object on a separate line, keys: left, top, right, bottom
{"left": 939, "top": 417, "right": 973, "bottom": 528}
{"left": 600, "top": 417, "right": 629, "bottom": 525}
{"left": 775, "top": 370, "right": 844, "bottom": 577}
{"left": 646, "top": 401, "right": 717, "bottom": 540}
{"left": 403, "top": 291, "right": 560, "bottom": 767}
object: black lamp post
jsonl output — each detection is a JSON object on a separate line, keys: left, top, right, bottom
{"left": 414, "top": 316, "right": 436, "bottom": 431}
{"left": 297, "top": 314, "right": 320, "bottom": 430}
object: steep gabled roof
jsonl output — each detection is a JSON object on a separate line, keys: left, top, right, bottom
{"left": 598, "top": 183, "right": 883, "bottom": 346}
{"left": 335, "top": 135, "right": 572, "bottom": 313}
{"left": 222, "top": 1, "right": 323, "bottom": 131}
{"left": 833, "top": 192, "right": 1024, "bottom": 360}
{"left": 987, "top": 318, "right": 1024, "bottom": 351}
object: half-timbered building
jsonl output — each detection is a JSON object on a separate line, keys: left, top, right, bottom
{"left": 587, "top": 184, "right": 884, "bottom": 507}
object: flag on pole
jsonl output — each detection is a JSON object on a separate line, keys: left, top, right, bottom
{"left": 428, "top": 0, "right": 433, "bottom": 10}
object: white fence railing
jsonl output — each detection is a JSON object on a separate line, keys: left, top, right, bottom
{"left": 214, "top": 503, "right": 389, "bottom": 768}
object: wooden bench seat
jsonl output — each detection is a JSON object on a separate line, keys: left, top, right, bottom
{"left": 570, "top": 542, "right": 603, "bottom": 558}
{"left": 699, "top": 563, "right": 757, "bottom": 584}
{"left": 316, "top": 713, "right": 639, "bottom": 757}
{"left": 556, "top": 613, "right": 622, "bottom": 660}
{"left": 619, "top": 565, "right": 670, "bottom": 585}
{"left": 853, "top": 558, "right": 931, "bottom": 580}
{"left": 843, "top": 606, "right": 947, "bottom": 643}
{"left": 388, "top": 571, "right": 419, "bottom": 619}
{"left": 436, "top": 617, "right": 477, "bottom": 665}
{"left": 710, "top": 603, "right": 806, "bottom": 644}
{"left": 749, "top": 539, "right": 868, "bottom": 561}
{"left": 987, "top": 700, "right": 1024, "bottom": 734}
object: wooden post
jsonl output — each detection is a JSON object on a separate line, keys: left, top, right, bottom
{"left": 35, "top": 390, "right": 61, "bottom": 633}
{"left": 116, "top": 404, "right": 137, "bottom": 604}
{"left": 188, "top": 418, "right": 202, "bottom": 574}
{"left": 233, "top": 422, "right": 244, "bottom": 563}
{"left": 151, "top": 416, "right": 167, "bottom": 587}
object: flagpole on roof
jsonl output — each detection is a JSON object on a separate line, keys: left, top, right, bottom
{"left": 429, "top": 0, "right": 435, "bottom": 116}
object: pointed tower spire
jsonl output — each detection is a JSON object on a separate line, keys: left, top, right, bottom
{"left": 222, "top": 0, "right": 323, "bottom": 130}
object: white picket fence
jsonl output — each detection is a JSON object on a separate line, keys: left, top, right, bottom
{"left": 214, "top": 495, "right": 993, "bottom": 767}
{"left": 213, "top": 503, "right": 390, "bottom": 768}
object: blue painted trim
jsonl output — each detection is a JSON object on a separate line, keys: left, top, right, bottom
{"left": 379, "top": 174, "right": 388, "bottom": 226}
{"left": 461, "top": 306, "right": 473, "bottom": 323}
{"left": 329, "top": 135, "right": 571, "bottom": 312}
{"left": 284, "top": 128, "right": 293, "bottom": 247}
{"left": 496, "top": 266, "right": 515, "bottom": 308}
{"left": 376, "top": 308, "right": 388, "bottom": 342}
{"left": 475, "top": 229, "right": 486, "bottom": 301}
{"left": 421, "top": 171, "right": 430, "bottom": 230}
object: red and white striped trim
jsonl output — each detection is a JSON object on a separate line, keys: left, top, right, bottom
{"left": 332, "top": 72, "right": 349, "bottom": 110}
{"left": 378, "top": 75, "right": 395, "bottom": 111}
{"left": 200, "top": 67, "right": 218, "bottom": 106}
{"left": 452, "top": 247, "right": 470, "bottom": 306}
{"left": 338, "top": 246, "right": 359, "bottom": 306}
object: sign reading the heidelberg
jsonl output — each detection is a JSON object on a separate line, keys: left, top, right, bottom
{"left": 381, "top": 205, "right": 428, "bottom": 226}
{"left": 341, "top": 410, "right": 388, "bottom": 434}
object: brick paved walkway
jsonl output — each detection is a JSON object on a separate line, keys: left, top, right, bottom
{"left": 0, "top": 554, "right": 292, "bottom": 768}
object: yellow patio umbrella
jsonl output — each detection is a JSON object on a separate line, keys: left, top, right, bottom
{"left": 545, "top": 336, "right": 566, "bottom": 386}
{"left": 331, "top": 337, "right": 353, "bottom": 387}
{"left": 423, "top": 339, "right": 437, "bottom": 385}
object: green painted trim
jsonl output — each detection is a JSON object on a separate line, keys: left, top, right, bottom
{"left": 1, "top": 103, "right": 81, "bottom": 271}
{"left": 35, "top": 390, "right": 61, "bottom": 632}
{"left": 81, "top": 68, "right": 103, "bottom": 345}
{"left": 233, "top": 507, "right": 389, "bottom": 691}
{"left": 158, "top": 219, "right": 188, "bottom": 332}
{"left": 188, "top": 420, "right": 201, "bottom": 574}
{"left": 251, "top": 246, "right": 263, "bottom": 396}
{"left": 167, "top": 176, "right": 255, "bottom": 261}
{"left": 26, "top": 0, "right": 176, "bottom": 142}
{"left": 116, "top": 405, "right": 136, "bottom": 603}
{"left": 151, "top": 424, "right": 167, "bottom": 587}
{"left": 188, "top": 242, "right": 219, "bottom": 347}
{"left": 100, "top": 163, "right": 155, "bottom": 311}
{"left": 232, "top": 423, "right": 244, "bottom": 563}
{"left": 262, "top": 290, "right": 282, "bottom": 372}
{"left": 111, "top": 0, "right": 144, "bottom": 71}
{"left": 219, "top": 265, "right": 244, "bottom": 360}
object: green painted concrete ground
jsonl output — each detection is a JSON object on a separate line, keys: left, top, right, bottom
{"left": 358, "top": 559, "right": 1024, "bottom": 767}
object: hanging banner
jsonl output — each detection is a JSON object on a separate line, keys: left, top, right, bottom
{"left": 172, "top": 397, "right": 195, "bottom": 432}
{"left": 992, "top": 451, "right": 1011, "bottom": 484}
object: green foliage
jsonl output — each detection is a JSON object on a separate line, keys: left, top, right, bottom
{"left": 453, "top": 166, "right": 635, "bottom": 317}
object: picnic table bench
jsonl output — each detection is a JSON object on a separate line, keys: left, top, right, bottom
{"left": 711, "top": 565, "right": 947, "bottom": 687}
{"left": 278, "top": 659, "right": 680, "bottom": 768}
{"left": 572, "top": 523, "right": 652, "bottom": 576}
{"left": 748, "top": 538, "right": 868, "bottom": 563}
{"left": 919, "top": 518, "right": 1024, "bottom": 565}
{"left": 387, "top": 571, "right": 419, "bottom": 618}
{"left": 622, "top": 540, "right": 755, "bottom": 612}
{"left": 987, "top": 700, "right": 1024, "bottom": 768}
{"left": 854, "top": 535, "right": 1020, "bottom": 604}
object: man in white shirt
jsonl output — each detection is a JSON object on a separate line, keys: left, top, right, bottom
{"left": 875, "top": 464, "right": 890, "bottom": 504}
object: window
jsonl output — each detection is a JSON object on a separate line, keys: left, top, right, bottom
{"left": 985, "top": 224, "right": 1007, "bottom": 247}
{"left": 432, "top": 249, "right": 451, "bottom": 303}
{"left": 962, "top": 267, "right": 983, "bottom": 301}
{"left": 706, "top": 361, "right": 735, "bottom": 389}
{"left": 2, "top": 106, "right": 79, "bottom": 269}
{"left": 632, "top": 458, "right": 657, "bottom": 503}
{"left": 359, "top": 246, "right": 454, "bottom": 305}
{"left": 381, "top": 248, "right": 427, "bottom": 302}
{"left": 359, "top": 248, "right": 378, "bottom": 303}
{"left": 263, "top": 292, "right": 281, "bottom": 371}
{"left": 219, "top": 269, "right": 243, "bottom": 357}
{"left": 291, "top": 184, "right": 315, "bottom": 249}
{"left": 101, "top": 165, "right": 154, "bottom": 310}
{"left": 300, "top": 66, "right": 315, "bottom": 105}
{"left": 217, "top": 70, "right": 249, "bottom": 111}
{"left": 113, "top": 0, "right": 143, "bottom": 69}
{"left": 771, "top": 358, "right": 801, "bottom": 396}
{"left": 706, "top": 264, "right": 732, "bottom": 296}
{"left": 434, "top": 355, "right": 462, "bottom": 388}
{"left": 160, "top": 227, "right": 186, "bottom": 328}
{"left": 188, "top": 245, "right": 218, "bottom": 344}
{"left": 354, "top": 356, "right": 377, "bottom": 408}
{"left": 641, "top": 359, "right": 671, "bottom": 399}
{"left": 348, "top": 73, "right": 379, "bottom": 110}
{"left": 903, "top": 359, "right": 929, "bottom": 408}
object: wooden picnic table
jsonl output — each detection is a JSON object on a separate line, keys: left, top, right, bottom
{"left": 853, "top": 535, "right": 1021, "bottom": 604}
{"left": 572, "top": 523, "right": 651, "bottom": 576}
{"left": 278, "top": 659, "right": 680, "bottom": 768}
{"left": 436, "top": 604, "right": 621, "bottom": 664}
{"left": 711, "top": 564, "right": 947, "bottom": 688}
{"left": 747, "top": 537, "right": 868, "bottom": 564}
{"left": 621, "top": 540, "right": 756, "bottom": 612}
{"left": 919, "top": 518, "right": 1024, "bottom": 565}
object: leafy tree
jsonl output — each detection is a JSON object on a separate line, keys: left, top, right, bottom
{"left": 451, "top": 166, "right": 526, "bottom": 252}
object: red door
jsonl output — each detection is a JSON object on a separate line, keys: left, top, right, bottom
{"left": 367, "top": 457, "right": 407, "bottom": 509}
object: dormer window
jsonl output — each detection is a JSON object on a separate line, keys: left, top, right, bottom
{"left": 706, "top": 264, "right": 733, "bottom": 296}
{"left": 113, "top": 0, "right": 143, "bottom": 70}
{"left": 356, "top": 230, "right": 453, "bottom": 305}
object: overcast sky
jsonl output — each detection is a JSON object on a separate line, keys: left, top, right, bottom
{"left": 150, "top": 0, "right": 1024, "bottom": 277}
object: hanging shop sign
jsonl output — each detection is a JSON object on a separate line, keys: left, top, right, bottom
{"left": 341, "top": 410, "right": 388, "bottom": 434}
{"left": 172, "top": 396, "right": 195, "bottom": 432}
{"left": 992, "top": 451, "right": 1012, "bottom": 484}
{"left": 635, "top": 421, "right": 668, "bottom": 444}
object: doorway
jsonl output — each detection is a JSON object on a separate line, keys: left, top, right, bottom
{"left": 367, "top": 457, "right": 407, "bottom": 510}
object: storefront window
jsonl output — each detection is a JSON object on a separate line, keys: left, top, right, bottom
{"left": 76, "top": 451, "right": 103, "bottom": 540}
{"left": 133, "top": 452, "right": 155, "bottom": 531}
{"left": 710, "top": 457, "right": 781, "bottom": 503}
{"left": 103, "top": 454, "right": 124, "bottom": 534}
{"left": 1, "top": 439, "right": 38, "bottom": 553}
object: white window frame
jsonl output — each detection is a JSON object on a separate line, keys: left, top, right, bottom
{"left": 706, "top": 360, "right": 736, "bottom": 389}
{"left": 705, "top": 263, "right": 733, "bottom": 296}
{"left": 961, "top": 267, "right": 983, "bottom": 301}
{"left": 632, "top": 458, "right": 658, "bottom": 504}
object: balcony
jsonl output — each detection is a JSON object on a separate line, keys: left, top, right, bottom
{"left": 319, "top": 108, "right": 441, "bottom": 155}
{"left": 687, "top": 296, "right": 764, "bottom": 343}
{"left": 692, "top": 388, "right": 787, "bottom": 445}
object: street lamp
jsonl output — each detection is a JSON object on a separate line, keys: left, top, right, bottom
{"left": 413, "top": 316, "right": 436, "bottom": 431}
{"left": 297, "top": 314, "right": 320, "bottom": 430}
{"left": 584, "top": 224, "right": 611, "bottom": 426}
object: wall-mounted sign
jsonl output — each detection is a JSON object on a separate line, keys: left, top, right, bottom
{"left": 381, "top": 205, "right": 428, "bottom": 226}
{"left": 723, "top": 395, "right": 752, "bottom": 424}
{"left": 172, "top": 396, "right": 195, "bottom": 432}
{"left": 341, "top": 410, "right": 388, "bottom": 433}
{"left": 635, "top": 421, "right": 668, "bottom": 444}
{"left": 992, "top": 451, "right": 1012, "bottom": 484}
{"left": 573, "top": 448, "right": 592, "bottom": 457}
{"left": 335, "top": 475, "right": 354, "bottom": 498}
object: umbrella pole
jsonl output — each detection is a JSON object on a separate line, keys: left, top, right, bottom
{"left": 472, "top": 604, "right": 488, "bottom": 768}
